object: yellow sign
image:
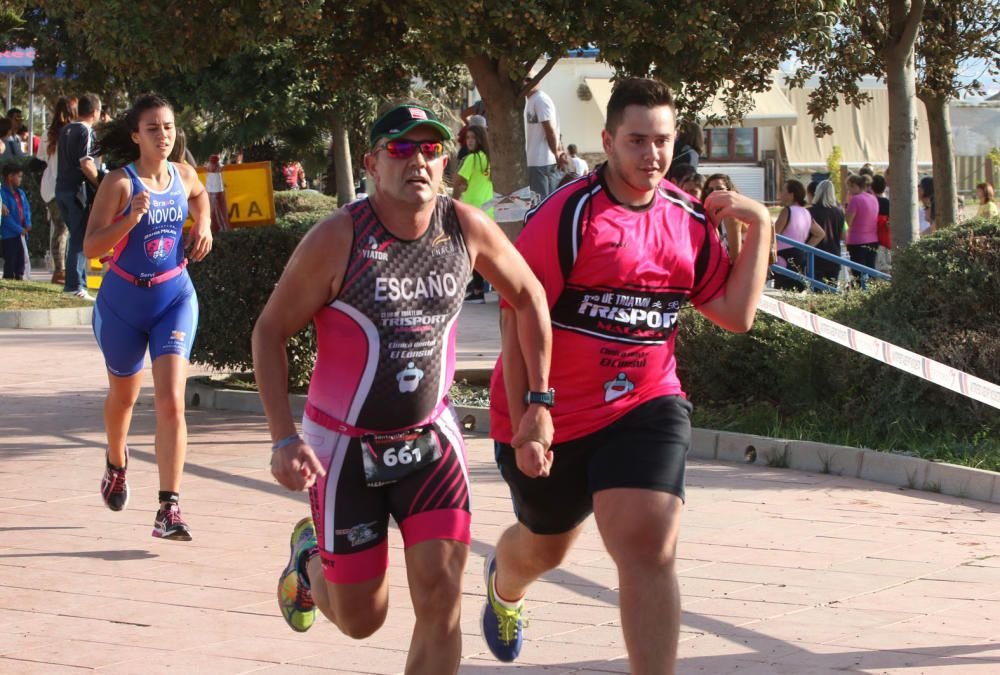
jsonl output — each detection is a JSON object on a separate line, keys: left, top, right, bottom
{"left": 194, "top": 161, "right": 276, "bottom": 228}
{"left": 87, "top": 256, "right": 104, "bottom": 290}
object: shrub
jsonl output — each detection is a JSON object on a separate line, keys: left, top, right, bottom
{"left": 174, "top": 183, "right": 339, "bottom": 384}
{"left": 187, "top": 216, "right": 321, "bottom": 388}
{"left": 677, "top": 216, "right": 1000, "bottom": 453}
{"left": 273, "top": 190, "right": 338, "bottom": 217}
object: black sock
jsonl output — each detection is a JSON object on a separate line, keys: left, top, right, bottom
{"left": 297, "top": 547, "right": 318, "bottom": 589}
{"left": 158, "top": 491, "right": 179, "bottom": 507}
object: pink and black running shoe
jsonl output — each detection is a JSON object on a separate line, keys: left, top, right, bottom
{"left": 152, "top": 502, "right": 193, "bottom": 541}
{"left": 100, "top": 447, "right": 130, "bottom": 512}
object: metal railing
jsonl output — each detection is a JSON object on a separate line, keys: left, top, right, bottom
{"left": 771, "top": 234, "right": 892, "bottom": 292}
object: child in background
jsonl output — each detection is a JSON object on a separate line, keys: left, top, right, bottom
{"left": 1, "top": 165, "right": 31, "bottom": 279}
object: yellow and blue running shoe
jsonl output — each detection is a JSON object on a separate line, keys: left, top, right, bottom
{"left": 277, "top": 517, "right": 318, "bottom": 632}
{"left": 480, "top": 551, "right": 526, "bottom": 662}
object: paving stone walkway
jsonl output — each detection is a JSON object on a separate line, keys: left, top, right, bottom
{"left": 3, "top": 302, "right": 1000, "bottom": 673}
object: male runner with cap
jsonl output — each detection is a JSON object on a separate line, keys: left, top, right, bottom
{"left": 252, "top": 103, "right": 552, "bottom": 674}
{"left": 481, "top": 78, "right": 773, "bottom": 674}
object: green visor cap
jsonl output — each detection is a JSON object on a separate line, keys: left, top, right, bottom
{"left": 370, "top": 104, "right": 452, "bottom": 144}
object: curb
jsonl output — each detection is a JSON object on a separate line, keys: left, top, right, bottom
{"left": 185, "top": 376, "right": 493, "bottom": 436}
{"left": 186, "top": 375, "right": 1000, "bottom": 506}
{"left": 0, "top": 306, "right": 93, "bottom": 329}
{"left": 691, "top": 428, "right": 1000, "bottom": 505}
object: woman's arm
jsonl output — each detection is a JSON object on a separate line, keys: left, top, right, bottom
{"left": 806, "top": 219, "right": 825, "bottom": 247}
{"left": 83, "top": 169, "right": 138, "bottom": 259}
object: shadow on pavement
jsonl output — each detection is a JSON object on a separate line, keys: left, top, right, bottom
{"left": 0, "top": 549, "right": 157, "bottom": 561}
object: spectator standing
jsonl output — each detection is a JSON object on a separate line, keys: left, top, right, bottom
{"left": 282, "top": 161, "right": 306, "bottom": 190}
{"left": 679, "top": 173, "right": 705, "bottom": 200}
{"left": 38, "top": 96, "right": 77, "bottom": 286}
{"left": 672, "top": 119, "right": 703, "bottom": 169}
{"left": 20, "top": 126, "right": 40, "bottom": 155}
{"left": 705, "top": 173, "right": 748, "bottom": 259}
{"left": 206, "top": 154, "right": 230, "bottom": 232}
{"left": 845, "top": 173, "right": 880, "bottom": 270}
{"left": 4, "top": 108, "right": 25, "bottom": 155}
{"left": 666, "top": 161, "right": 696, "bottom": 186}
{"left": 168, "top": 127, "right": 198, "bottom": 167}
{"left": 774, "top": 179, "right": 824, "bottom": 290}
{"left": 918, "top": 176, "right": 935, "bottom": 236}
{"left": 56, "top": 92, "right": 102, "bottom": 300}
{"left": 524, "top": 74, "right": 560, "bottom": 199}
{"left": 454, "top": 124, "right": 494, "bottom": 303}
{"left": 976, "top": 182, "right": 998, "bottom": 218}
{"left": 872, "top": 174, "right": 892, "bottom": 271}
{"left": 807, "top": 179, "right": 846, "bottom": 284}
{"left": 1, "top": 165, "right": 31, "bottom": 279}
{"left": 872, "top": 174, "right": 890, "bottom": 225}
{"left": 0, "top": 118, "right": 23, "bottom": 160}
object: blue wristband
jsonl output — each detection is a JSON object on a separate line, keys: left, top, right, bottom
{"left": 271, "top": 433, "right": 301, "bottom": 453}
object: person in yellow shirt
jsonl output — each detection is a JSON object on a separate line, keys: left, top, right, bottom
{"left": 976, "top": 182, "right": 998, "bottom": 219}
{"left": 454, "top": 124, "right": 494, "bottom": 303}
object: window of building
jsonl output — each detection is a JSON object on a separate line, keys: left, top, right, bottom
{"left": 705, "top": 127, "right": 757, "bottom": 162}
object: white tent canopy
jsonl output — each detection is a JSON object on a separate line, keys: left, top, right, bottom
{"left": 781, "top": 87, "right": 933, "bottom": 168}
{"left": 583, "top": 78, "right": 798, "bottom": 128}
{"left": 699, "top": 85, "right": 799, "bottom": 128}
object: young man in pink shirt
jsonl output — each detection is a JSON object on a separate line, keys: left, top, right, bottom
{"left": 482, "top": 78, "right": 773, "bottom": 675}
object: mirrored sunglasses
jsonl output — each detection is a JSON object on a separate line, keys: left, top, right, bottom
{"left": 379, "top": 140, "right": 445, "bottom": 160}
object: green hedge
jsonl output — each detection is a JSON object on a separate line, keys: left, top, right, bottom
{"left": 273, "top": 190, "right": 338, "bottom": 217}
{"left": 187, "top": 200, "right": 334, "bottom": 388}
{"left": 677, "top": 216, "right": 1000, "bottom": 455}
{"left": 190, "top": 207, "right": 999, "bottom": 457}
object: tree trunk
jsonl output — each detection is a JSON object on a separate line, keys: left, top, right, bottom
{"left": 331, "top": 117, "right": 355, "bottom": 206}
{"left": 465, "top": 55, "right": 528, "bottom": 198}
{"left": 884, "top": 0, "right": 925, "bottom": 250}
{"left": 920, "top": 93, "right": 957, "bottom": 229}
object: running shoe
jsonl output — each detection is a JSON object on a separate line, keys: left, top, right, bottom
{"left": 277, "top": 517, "right": 318, "bottom": 632}
{"left": 480, "top": 551, "right": 525, "bottom": 662}
{"left": 152, "top": 502, "right": 193, "bottom": 541}
{"left": 100, "top": 447, "right": 129, "bottom": 512}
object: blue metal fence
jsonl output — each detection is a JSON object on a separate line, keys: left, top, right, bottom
{"left": 771, "top": 234, "right": 892, "bottom": 292}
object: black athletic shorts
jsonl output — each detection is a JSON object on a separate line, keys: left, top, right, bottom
{"left": 494, "top": 395, "right": 693, "bottom": 535}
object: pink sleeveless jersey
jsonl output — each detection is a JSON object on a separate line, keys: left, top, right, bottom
{"left": 307, "top": 196, "right": 471, "bottom": 431}
{"left": 776, "top": 204, "right": 811, "bottom": 250}
{"left": 490, "top": 167, "right": 731, "bottom": 444}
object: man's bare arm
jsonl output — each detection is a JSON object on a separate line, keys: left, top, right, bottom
{"left": 252, "top": 211, "right": 351, "bottom": 490}
{"left": 541, "top": 120, "right": 559, "bottom": 157}
{"left": 698, "top": 191, "right": 773, "bottom": 333}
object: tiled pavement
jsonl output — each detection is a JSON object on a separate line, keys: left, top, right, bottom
{"left": 3, "top": 298, "right": 1000, "bottom": 674}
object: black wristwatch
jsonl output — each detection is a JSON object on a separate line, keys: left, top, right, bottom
{"left": 524, "top": 389, "right": 556, "bottom": 408}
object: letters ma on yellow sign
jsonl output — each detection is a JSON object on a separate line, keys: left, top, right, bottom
{"left": 189, "top": 161, "right": 276, "bottom": 228}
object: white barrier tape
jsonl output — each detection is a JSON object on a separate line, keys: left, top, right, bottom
{"left": 757, "top": 295, "right": 1000, "bottom": 411}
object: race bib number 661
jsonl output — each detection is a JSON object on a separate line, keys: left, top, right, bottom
{"left": 361, "top": 426, "right": 443, "bottom": 486}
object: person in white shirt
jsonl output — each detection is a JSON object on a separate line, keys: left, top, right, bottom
{"left": 523, "top": 74, "right": 559, "bottom": 200}
{"left": 38, "top": 96, "right": 77, "bottom": 285}
{"left": 567, "top": 144, "right": 588, "bottom": 175}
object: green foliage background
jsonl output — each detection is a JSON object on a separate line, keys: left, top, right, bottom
{"left": 677, "top": 217, "right": 1000, "bottom": 464}
{"left": 186, "top": 190, "right": 337, "bottom": 388}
